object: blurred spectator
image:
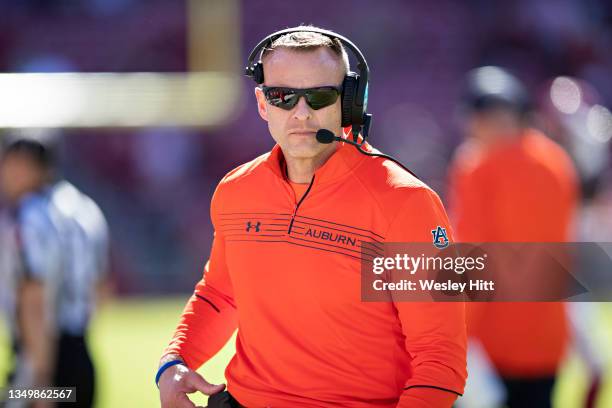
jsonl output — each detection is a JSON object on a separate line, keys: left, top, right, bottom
{"left": 449, "top": 66, "right": 579, "bottom": 408}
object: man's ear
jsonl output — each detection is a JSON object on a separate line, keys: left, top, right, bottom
{"left": 254, "top": 87, "right": 268, "bottom": 122}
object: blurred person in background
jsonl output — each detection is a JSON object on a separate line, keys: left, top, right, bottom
{"left": 157, "top": 26, "right": 467, "bottom": 408}
{"left": 0, "top": 135, "right": 109, "bottom": 408}
{"left": 448, "top": 66, "right": 579, "bottom": 408}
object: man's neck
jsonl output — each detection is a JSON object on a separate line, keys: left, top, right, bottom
{"left": 285, "top": 145, "right": 338, "bottom": 183}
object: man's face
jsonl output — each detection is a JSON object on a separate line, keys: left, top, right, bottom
{"left": 0, "top": 153, "right": 45, "bottom": 203}
{"left": 254, "top": 48, "right": 345, "bottom": 161}
{"left": 466, "top": 108, "right": 523, "bottom": 146}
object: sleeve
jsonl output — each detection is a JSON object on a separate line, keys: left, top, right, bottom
{"left": 18, "top": 204, "right": 62, "bottom": 283}
{"left": 163, "top": 186, "right": 238, "bottom": 370}
{"left": 387, "top": 187, "right": 467, "bottom": 407}
{"left": 91, "top": 202, "right": 110, "bottom": 282}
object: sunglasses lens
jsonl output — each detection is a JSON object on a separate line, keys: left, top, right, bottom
{"left": 265, "top": 88, "right": 299, "bottom": 110}
{"left": 264, "top": 87, "right": 340, "bottom": 110}
{"left": 306, "top": 89, "right": 340, "bottom": 110}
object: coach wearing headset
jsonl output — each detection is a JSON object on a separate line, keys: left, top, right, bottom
{"left": 157, "top": 26, "right": 467, "bottom": 408}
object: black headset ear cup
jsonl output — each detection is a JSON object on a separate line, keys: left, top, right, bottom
{"left": 341, "top": 73, "right": 358, "bottom": 127}
{"left": 252, "top": 62, "right": 265, "bottom": 84}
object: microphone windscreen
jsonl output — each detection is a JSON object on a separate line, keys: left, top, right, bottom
{"left": 316, "top": 129, "right": 336, "bottom": 144}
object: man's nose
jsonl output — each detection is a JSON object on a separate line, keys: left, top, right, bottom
{"left": 292, "top": 96, "right": 312, "bottom": 121}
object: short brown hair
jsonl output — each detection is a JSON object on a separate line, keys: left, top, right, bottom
{"left": 261, "top": 26, "right": 350, "bottom": 74}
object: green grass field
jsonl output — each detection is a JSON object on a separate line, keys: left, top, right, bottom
{"left": 1, "top": 297, "right": 611, "bottom": 407}
{"left": 0, "top": 297, "right": 235, "bottom": 408}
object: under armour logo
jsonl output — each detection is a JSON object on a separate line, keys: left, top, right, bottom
{"left": 246, "top": 221, "right": 261, "bottom": 232}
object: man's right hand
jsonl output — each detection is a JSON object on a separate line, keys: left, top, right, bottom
{"left": 158, "top": 361, "right": 226, "bottom": 408}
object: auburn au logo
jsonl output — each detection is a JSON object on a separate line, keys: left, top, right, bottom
{"left": 431, "top": 226, "right": 449, "bottom": 249}
{"left": 246, "top": 221, "right": 261, "bottom": 232}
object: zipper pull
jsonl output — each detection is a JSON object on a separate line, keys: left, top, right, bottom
{"left": 287, "top": 175, "right": 315, "bottom": 234}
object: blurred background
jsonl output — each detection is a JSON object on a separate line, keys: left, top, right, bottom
{"left": 0, "top": 0, "right": 611, "bottom": 407}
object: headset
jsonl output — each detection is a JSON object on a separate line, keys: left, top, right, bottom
{"left": 245, "top": 26, "right": 372, "bottom": 141}
{"left": 245, "top": 27, "right": 417, "bottom": 178}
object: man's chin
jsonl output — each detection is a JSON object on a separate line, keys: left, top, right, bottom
{"left": 283, "top": 143, "right": 328, "bottom": 160}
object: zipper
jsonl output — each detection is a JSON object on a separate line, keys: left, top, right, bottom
{"left": 287, "top": 174, "right": 315, "bottom": 234}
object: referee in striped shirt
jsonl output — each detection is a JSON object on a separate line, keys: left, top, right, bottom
{"left": 0, "top": 136, "right": 109, "bottom": 408}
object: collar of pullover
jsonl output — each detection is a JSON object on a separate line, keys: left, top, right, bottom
{"left": 265, "top": 135, "right": 375, "bottom": 186}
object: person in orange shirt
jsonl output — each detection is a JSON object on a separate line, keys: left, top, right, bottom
{"left": 448, "top": 66, "right": 578, "bottom": 408}
{"left": 156, "top": 26, "right": 467, "bottom": 408}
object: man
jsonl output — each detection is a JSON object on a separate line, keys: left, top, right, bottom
{"left": 448, "top": 66, "right": 578, "bottom": 408}
{"left": 0, "top": 137, "right": 109, "bottom": 408}
{"left": 158, "top": 26, "right": 467, "bottom": 408}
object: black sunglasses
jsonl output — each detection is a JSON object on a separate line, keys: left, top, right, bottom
{"left": 262, "top": 86, "right": 342, "bottom": 110}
